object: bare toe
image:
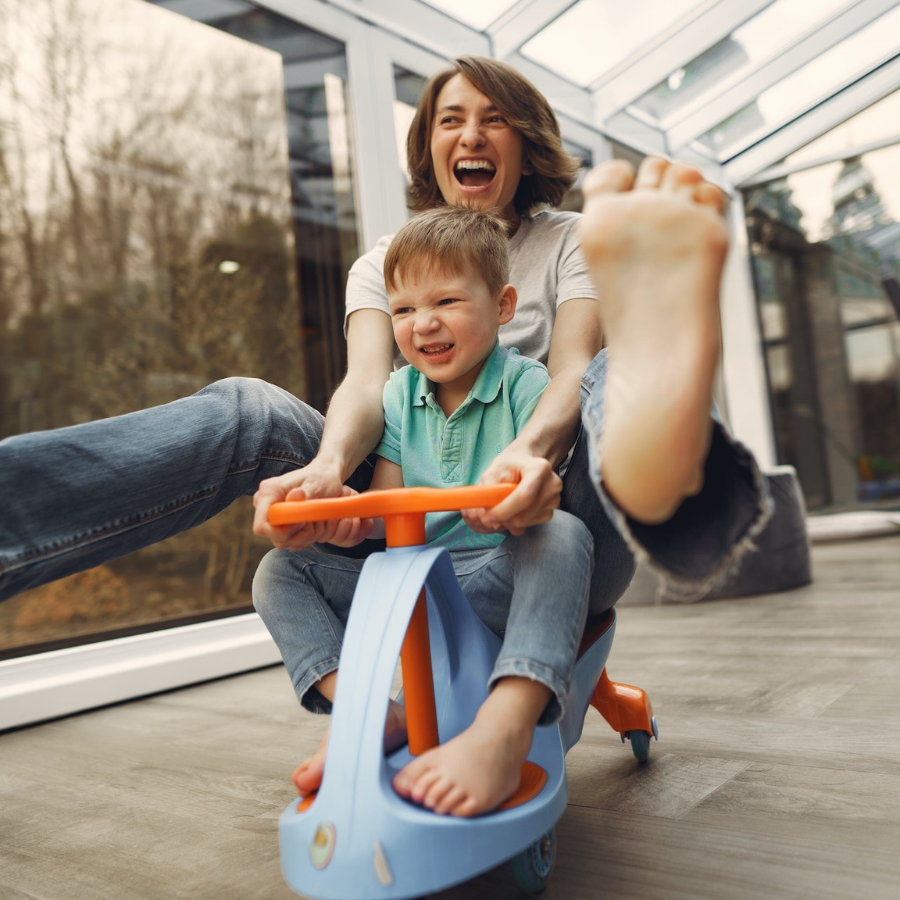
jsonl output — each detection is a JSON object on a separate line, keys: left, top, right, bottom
{"left": 662, "top": 162, "right": 704, "bottom": 198}
{"left": 583, "top": 159, "right": 635, "bottom": 196}
{"left": 435, "top": 785, "right": 466, "bottom": 816}
{"left": 634, "top": 155, "right": 669, "bottom": 189}
{"left": 695, "top": 181, "right": 726, "bottom": 214}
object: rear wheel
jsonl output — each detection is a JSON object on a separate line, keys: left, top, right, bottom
{"left": 510, "top": 827, "right": 556, "bottom": 893}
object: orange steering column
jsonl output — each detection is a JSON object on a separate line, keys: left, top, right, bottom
{"left": 384, "top": 513, "right": 439, "bottom": 756}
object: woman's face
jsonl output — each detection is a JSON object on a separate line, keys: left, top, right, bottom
{"left": 429, "top": 74, "right": 530, "bottom": 228}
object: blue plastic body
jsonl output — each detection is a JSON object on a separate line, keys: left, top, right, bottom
{"left": 278, "top": 544, "right": 615, "bottom": 900}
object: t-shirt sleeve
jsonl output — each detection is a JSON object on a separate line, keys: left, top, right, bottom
{"left": 343, "top": 234, "right": 393, "bottom": 338}
{"left": 509, "top": 360, "right": 551, "bottom": 434}
{"left": 555, "top": 216, "right": 598, "bottom": 307}
{"left": 374, "top": 374, "right": 403, "bottom": 465}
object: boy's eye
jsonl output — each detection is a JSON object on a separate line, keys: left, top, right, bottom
{"left": 437, "top": 298, "right": 458, "bottom": 306}
{"left": 392, "top": 307, "right": 413, "bottom": 315}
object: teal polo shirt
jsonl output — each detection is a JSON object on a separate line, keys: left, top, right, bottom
{"left": 375, "top": 343, "right": 549, "bottom": 550}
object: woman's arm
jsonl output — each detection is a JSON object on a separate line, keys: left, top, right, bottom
{"left": 466, "top": 298, "right": 601, "bottom": 534}
{"left": 252, "top": 308, "right": 395, "bottom": 549}
{"left": 324, "top": 456, "right": 403, "bottom": 546}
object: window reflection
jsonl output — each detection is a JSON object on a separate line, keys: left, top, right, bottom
{"left": 745, "top": 132, "right": 900, "bottom": 510}
{"left": 0, "top": 0, "right": 359, "bottom": 655}
{"left": 393, "top": 66, "right": 427, "bottom": 193}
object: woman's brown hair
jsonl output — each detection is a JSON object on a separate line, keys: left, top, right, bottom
{"left": 406, "top": 56, "right": 581, "bottom": 215}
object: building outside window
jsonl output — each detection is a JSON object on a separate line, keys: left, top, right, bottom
{"left": 743, "top": 88, "right": 900, "bottom": 511}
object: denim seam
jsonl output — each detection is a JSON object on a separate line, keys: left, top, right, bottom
{"left": 0, "top": 453, "right": 312, "bottom": 578}
{"left": 0, "top": 486, "right": 226, "bottom": 576}
{"left": 227, "top": 450, "right": 306, "bottom": 474}
{"left": 295, "top": 557, "right": 359, "bottom": 661}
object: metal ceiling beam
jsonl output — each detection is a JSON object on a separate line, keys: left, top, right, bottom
{"left": 666, "top": 0, "right": 900, "bottom": 153}
{"left": 282, "top": 0, "right": 490, "bottom": 60}
{"left": 488, "top": 0, "right": 578, "bottom": 60}
{"left": 725, "top": 53, "right": 900, "bottom": 186}
{"left": 592, "top": 0, "right": 775, "bottom": 120}
{"left": 154, "top": 0, "right": 254, "bottom": 22}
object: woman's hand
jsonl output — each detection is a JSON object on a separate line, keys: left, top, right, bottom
{"left": 253, "top": 463, "right": 350, "bottom": 550}
{"left": 462, "top": 450, "right": 562, "bottom": 536}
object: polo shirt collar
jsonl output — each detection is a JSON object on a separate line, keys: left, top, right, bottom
{"left": 412, "top": 341, "right": 506, "bottom": 408}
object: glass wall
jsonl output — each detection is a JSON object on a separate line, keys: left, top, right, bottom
{"left": 0, "top": 0, "right": 359, "bottom": 656}
{"left": 744, "top": 89, "right": 900, "bottom": 511}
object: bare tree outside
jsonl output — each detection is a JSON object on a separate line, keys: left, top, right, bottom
{"left": 0, "top": 0, "right": 308, "bottom": 652}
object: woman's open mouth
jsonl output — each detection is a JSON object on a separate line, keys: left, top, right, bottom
{"left": 454, "top": 159, "right": 495, "bottom": 188}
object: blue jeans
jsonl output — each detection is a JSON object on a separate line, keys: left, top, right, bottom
{"left": 252, "top": 511, "right": 593, "bottom": 726}
{"left": 0, "top": 354, "right": 768, "bottom": 605}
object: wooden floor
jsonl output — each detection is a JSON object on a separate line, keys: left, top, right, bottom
{"left": 1, "top": 535, "right": 899, "bottom": 900}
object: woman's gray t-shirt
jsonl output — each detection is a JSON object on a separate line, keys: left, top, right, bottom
{"left": 343, "top": 209, "right": 598, "bottom": 368}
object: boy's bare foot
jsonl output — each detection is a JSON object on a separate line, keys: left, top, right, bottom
{"left": 292, "top": 698, "right": 408, "bottom": 796}
{"left": 579, "top": 157, "right": 729, "bottom": 524}
{"left": 392, "top": 678, "right": 549, "bottom": 817}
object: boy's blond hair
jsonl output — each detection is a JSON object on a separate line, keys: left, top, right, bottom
{"left": 384, "top": 207, "right": 510, "bottom": 297}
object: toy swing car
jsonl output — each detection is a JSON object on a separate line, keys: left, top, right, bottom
{"left": 268, "top": 485, "right": 657, "bottom": 899}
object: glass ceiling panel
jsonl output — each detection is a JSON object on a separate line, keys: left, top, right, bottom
{"left": 630, "top": 0, "right": 852, "bottom": 124}
{"left": 695, "top": 3, "right": 900, "bottom": 160}
{"left": 420, "top": 0, "right": 521, "bottom": 31}
{"left": 521, "top": 0, "right": 703, "bottom": 88}
{"left": 783, "top": 88, "right": 900, "bottom": 169}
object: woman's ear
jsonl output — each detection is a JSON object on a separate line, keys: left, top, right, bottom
{"left": 497, "top": 284, "right": 517, "bottom": 325}
{"left": 521, "top": 152, "right": 534, "bottom": 177}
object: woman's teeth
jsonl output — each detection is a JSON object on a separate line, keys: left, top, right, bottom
{"left": 455, "top": 160, "right": 495, "bottom": 187}
{"left": 455, "top": 160, "right": 495, "bottom": 172}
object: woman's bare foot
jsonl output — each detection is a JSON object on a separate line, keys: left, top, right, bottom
{"left": 292, "top": 698, "right": 408, "bottom": 796}
{"left": 392, "top": 678, "right": 550, "bottom": 817}
{"left": 579, "top": 157, "right": 729, "bottom": 524}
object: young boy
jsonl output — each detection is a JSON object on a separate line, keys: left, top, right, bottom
{"left": 252, "top": 206, "right": 593, "bottom": 818}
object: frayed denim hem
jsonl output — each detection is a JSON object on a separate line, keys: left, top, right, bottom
{"left": 488, "top": 659, "right": 570, "bottom": 727}
{"left": 584, "top": 401, "right": 774, "bottom": 602}
{"left": 294, "top": 657, "right": 341, "bottom": 714}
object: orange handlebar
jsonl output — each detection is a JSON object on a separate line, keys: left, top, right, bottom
{"left": 268, "top": 484, "right": 517, "bottom": 527}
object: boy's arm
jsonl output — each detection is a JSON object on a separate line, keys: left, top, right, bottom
{"left": 469, "top": 297, "right": 601, "bottom": 535}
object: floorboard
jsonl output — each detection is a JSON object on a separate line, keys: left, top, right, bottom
{"left": 1, "top": 535, "right": 898, "bottom": 900}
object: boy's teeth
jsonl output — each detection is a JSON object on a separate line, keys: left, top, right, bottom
{"left": 422, "top": 344, "right": 452, "bottom": 354}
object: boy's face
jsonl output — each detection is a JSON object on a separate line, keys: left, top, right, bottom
{"left": 388, "top": 264, "right": 516, "bottom": 399}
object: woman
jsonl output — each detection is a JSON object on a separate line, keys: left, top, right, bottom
{"left": 1, "top": 56, "right": 768, "bottom": 624}
{"left": 252, "top": 56, "right": 767, "bottom": 610}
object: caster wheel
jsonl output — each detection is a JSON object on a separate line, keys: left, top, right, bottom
{"left": 628, "top": 729, "right": 651, "bottom": 761}
{"left": 626, "top": 715, "right": 658, "bottom": 762}
{"left": 510, "top": 827, "right": 555, "bottom": 893}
